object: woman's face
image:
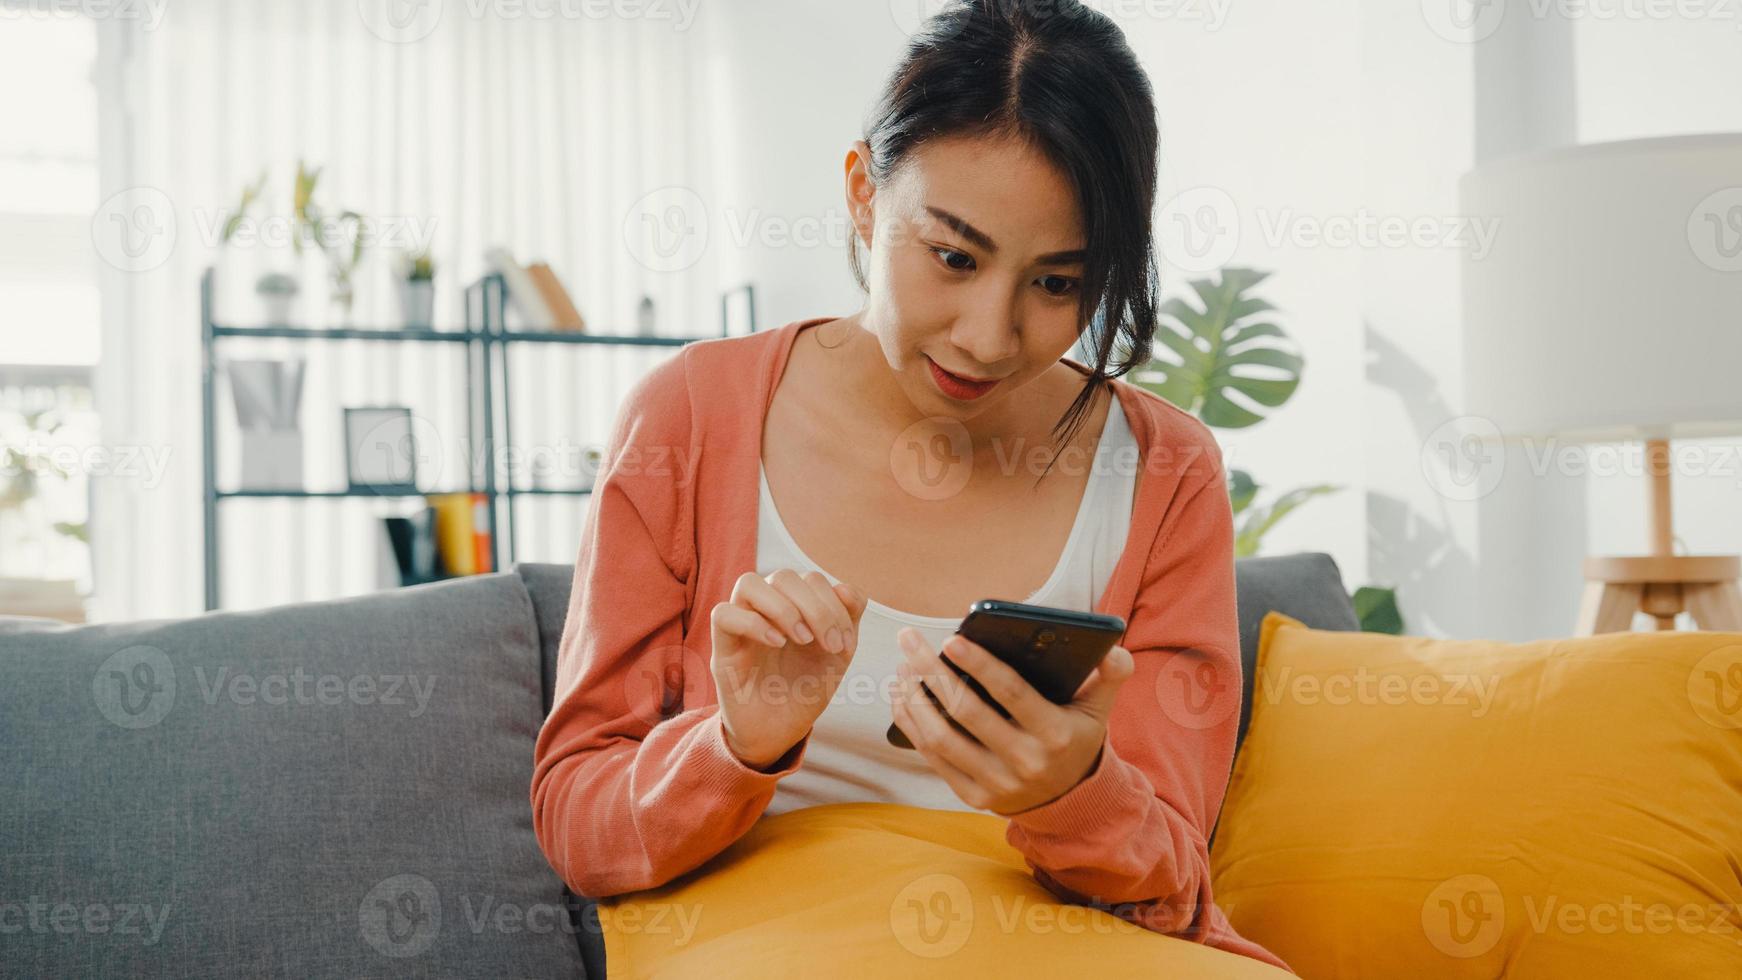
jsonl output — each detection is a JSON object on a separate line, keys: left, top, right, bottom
{"left": 846, "top": 133, "right": 1087, "bottom": 421}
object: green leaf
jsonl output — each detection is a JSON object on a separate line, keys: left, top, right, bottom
{"left": 1353, "top": 586, "right": 1405, "bottom": 635}
{"left": 1227, "top": 468, "right": 1259, "bottom": 516}
{"left": 1233, "top": 482, "right": 1340, "bottom": 557}
{"left": 1139, "top": 266, "right": 1301, "bottom": 431}
{"left": 1200, "top": 389, "right": 1266, "bottom": 429}
{"left": 1220, "top": 375, "right": 1299, "bottom": 409}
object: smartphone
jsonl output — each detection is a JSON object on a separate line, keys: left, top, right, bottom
{"left": 887, "top": 599, "right": 1127, "bottom": 750}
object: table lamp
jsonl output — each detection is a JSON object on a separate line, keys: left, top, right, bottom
{"left": 1460, "top": 134, "right": 1742, "bottom": 634}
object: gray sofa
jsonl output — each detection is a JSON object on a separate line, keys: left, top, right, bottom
{"left": 0, "top": 554, "right": 1358, "bottom": 978}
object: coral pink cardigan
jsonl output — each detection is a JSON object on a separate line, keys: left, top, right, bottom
{"left": 531, "top": 317, "right": 1288, "bottom": 971}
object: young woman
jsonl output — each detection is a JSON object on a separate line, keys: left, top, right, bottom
{"left": 533, "top": 0, "right": 1285, "bottom": 970}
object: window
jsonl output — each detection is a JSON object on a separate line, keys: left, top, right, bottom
{"left": 0, "top": 15, "right": 100, "bottom": 598}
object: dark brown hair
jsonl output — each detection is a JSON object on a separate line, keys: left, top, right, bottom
{"left": 849, "top": 0, "right": 1162, "bottom": 466}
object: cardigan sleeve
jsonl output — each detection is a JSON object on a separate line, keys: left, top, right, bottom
{"left": 1000, "top": 431, "right": 1290, "bottom": 972}
{"left": 530, "top": 354, "right": 812, "bottom": 899}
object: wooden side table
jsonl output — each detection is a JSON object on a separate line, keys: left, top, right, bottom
{"left": 1576, "top": 439, "right": 1742, "bottom": 634}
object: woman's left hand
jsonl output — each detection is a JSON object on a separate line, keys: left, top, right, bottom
{"left": 891, "top": 626, "right": 1135, "bottom": 816}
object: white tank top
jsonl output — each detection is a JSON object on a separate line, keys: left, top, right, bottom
{"left": 757, "top": 395, "right": 1138, "bottom": 816}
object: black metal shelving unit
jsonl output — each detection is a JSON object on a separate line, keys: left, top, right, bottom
{"left": 199, "top": 267, "right": 750, "bottom": 610}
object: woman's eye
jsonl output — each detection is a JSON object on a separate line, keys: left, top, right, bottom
{"left": 1037, "top": 275, "right": 1079, "bottom": 297}
{"left": 931, "top": 247, "right": 975, "bottom": 272}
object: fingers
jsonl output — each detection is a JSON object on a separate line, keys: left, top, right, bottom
{"left": 898, "top": 630, "right": 1017, "bottom": 758}
{"left": 710, "top": 600, "right": 787, "bottom": 649}
{"left": 892, "top": 656, "right": 1002, "bottom": 784}
{"left": 930, "top": 633, "right": 1057, "bottom": 736}
{"left": 731, "top": 570, "right": 857, "bottom": 654}
{"left": 1071, "top": 644, "right": 1134, "bottom": 719}
{"left": 773, "top": 570, "right": 854, "bottom": 654}
{"left": 832, "top": 581, "right": 869, "bottom": 625}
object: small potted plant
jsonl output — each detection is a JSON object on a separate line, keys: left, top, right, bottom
{"left": 255, "top": 272, "right": 299, "bottom": 324}
{"left": 398, "top": 248, "right": 436, "bottom": 330}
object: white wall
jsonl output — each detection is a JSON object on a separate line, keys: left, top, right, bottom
{"left": 1358, "top": 0, "right": 1483, "bottom": 638}
{"left": 699, "top": 1, "right": 1742, "bottom": 639}
{"left": 694, "top": 1, "right": 904, "bottom": 327}
{"left": 1573, "top": 11, "right": 1742, "bottom": 622}
{"left": 704, "top": 0, "right": 1375, "bottom": 599}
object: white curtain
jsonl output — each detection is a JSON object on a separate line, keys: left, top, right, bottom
{"left": 93, "top": 0, "right": 725, "bottom": 619}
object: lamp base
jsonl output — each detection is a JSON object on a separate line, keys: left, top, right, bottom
{"left": 1576, "top": 555, "right": 1742, "bottom": 634}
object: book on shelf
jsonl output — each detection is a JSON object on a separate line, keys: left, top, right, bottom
{"left": 0, "top": 577, "right": 86, "bottom": 624}
{"left": 380, "top": 507, "right": 443, "bottom": 587}
{"left": 425, "top": 492, "right": 494, "bottom": 577}
{"left": 483, "top": 247, "right": 555, "bottom": 331}
{"left": 525, "top": 262, "right": 586, "bottom": 332}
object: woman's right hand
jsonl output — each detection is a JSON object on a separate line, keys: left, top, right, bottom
{"left": 710, "top": 569, "right": 868, "bottom": 770}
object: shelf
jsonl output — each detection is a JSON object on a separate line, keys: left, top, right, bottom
{"left": 212, "top": 325, "right": 478, "bottom": 342}
{"left": 215, "top": 487, "right": 595, "bottom": 499}
{"left": 211, "top": 324, "right": 714, "bottom": 346}
{"left": 496, "top": 331, "right": 700, "bottom": 347}
{"left": 216, "top": 488, "right": 471, "bottom": 499}
{"left": 202, "top": 266, "right": 752, "bottom": 611}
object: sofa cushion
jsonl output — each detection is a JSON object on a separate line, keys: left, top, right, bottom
{"left": 1232, "top": 552, "right": 1360, "bottom": 748}
{"left": 517, "top": 562, "right": 575, "bottom": 718}
{"left": 1209, "top": 612, "right": 1742, "bottom": 977}
{"left": 0, "top": 573, "right": 586, "bottom": 979}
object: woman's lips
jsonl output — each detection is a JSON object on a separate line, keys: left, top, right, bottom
{"left": 926, "top": 356, "right": 1001, "bottom": 400}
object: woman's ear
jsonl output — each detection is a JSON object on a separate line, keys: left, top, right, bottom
{"left": 845, "top": 140, "right": 876, "bottom": 251}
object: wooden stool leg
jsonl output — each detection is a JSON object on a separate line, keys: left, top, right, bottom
{"left": 1577, "top": 581, "right": 1644, "bottom": 635}
{"left": 1685, "top": 582, "right": 1742, "bottom": 632}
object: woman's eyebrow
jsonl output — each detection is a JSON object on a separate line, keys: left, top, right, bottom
{"left": 924, "top": 205, "right": 1086, "bottom": 265}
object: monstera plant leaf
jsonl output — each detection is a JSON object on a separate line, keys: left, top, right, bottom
{"left": 1352, "top": 586, "right": 1405, "bottom": 635}
{"left": 1231, "top": 475, "right": 1341, "bottom": 559}
{"left": 1135, "top": 267, "right": 1302, "bottom": 429}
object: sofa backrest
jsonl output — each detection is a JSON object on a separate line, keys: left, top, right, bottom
{"left": 0, "top": 572, "right": 588, "bottom": 979}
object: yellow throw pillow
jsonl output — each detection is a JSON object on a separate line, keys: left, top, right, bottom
{"left": 1209, "top": 612, "right": 1742, "bottom": 977}
{"left": 600, "top": 802, "right": 1294, "bottom": 978}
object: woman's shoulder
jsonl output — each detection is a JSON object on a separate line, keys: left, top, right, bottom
{"left": 1104, "top": 375, "right": 1227, "bottom": 491}
{"left": 619, "top": 326, "right": 790, "bottom": 419}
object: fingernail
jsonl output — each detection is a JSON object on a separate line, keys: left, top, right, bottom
{"left": 795, "top": 623, "right": 815, "bottom": 644}
{"left": 826, "top": 627, "right": 843, "bottom": 652}
{"left": 763, "top": 627, "right": 785, "bottom": 646}
{"left": 898, "top": 630, "right": 917, "bottom": 653}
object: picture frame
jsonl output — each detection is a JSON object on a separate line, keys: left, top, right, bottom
{"left": 343, "top": 406, "right": 419, "bottom": 494}
{"left": 719, "top": 282, "right": 757, "bottom": 338}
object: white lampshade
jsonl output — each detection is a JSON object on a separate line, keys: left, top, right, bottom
{"left": 1460, "top": 134, "right": 1742, "bottom": 443}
